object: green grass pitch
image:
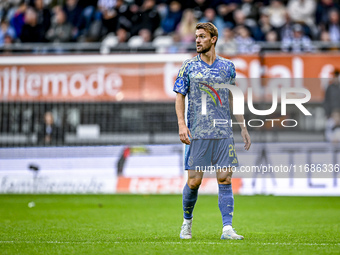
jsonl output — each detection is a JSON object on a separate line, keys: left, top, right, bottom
{"left": 0, "top": 195, "right": 339, "bottom": 254}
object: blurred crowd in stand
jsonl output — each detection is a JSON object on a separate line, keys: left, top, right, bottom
{"left": 0, "top": 0, "right": 340, "bottom": 53}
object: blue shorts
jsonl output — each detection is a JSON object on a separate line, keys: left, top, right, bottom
{"left": 184, "top": 138, "right": 239, "bottom": 170}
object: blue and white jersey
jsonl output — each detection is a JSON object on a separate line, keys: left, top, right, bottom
{"left": 173, "top": 54, "right": 236, "bottom": 139}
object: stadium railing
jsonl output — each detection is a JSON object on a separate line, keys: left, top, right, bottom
{"left": 0, "top": 41, "right": 340, "bottom": 55}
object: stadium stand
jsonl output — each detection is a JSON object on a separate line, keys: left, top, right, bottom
{"left": 0, "top": 0, "right": 339, "bottom": 51}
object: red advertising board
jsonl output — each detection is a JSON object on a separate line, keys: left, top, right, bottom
{"left": 0, "top": 54, "right": 339, "bottom": 102}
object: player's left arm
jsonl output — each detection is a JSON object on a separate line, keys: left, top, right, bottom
{"left": 228, "top": 61, "right": 251, "bottom": 150}
{"left": 229, "top": 90, "right": 251, "bottom": 151}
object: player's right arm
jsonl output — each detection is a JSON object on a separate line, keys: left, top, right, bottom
{"left": 175, "top": 93, "right": 192, "bottom": 145}
{"left": 173, "top": 59, "right": 192, "bottom": 145}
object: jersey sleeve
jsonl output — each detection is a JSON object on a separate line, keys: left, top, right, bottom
{"left": 229, "top": 61, "right": 236, "bottom": 86}
{"left": 173, "top": 59, "right": 190, "bottom": 96}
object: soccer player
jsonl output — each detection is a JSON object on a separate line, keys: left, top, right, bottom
{"left": 173, "top": 22, "right": 251, "bottom": 240}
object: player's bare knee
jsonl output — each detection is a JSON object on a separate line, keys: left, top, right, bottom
{"left": 187, "top": 179, "right": 202, "bottom": 189}
{"left": 217, "top": 176, "right": 232, "bottom": 184}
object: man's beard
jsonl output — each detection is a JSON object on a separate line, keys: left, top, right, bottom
{"left": 196, "top": 44, "right": 212, "bottom": 53}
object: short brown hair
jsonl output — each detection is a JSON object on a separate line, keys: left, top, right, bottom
{"left": 196, "top": 22, "right": 218, "bottom": 46}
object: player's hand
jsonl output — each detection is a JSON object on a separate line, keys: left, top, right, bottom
{"left": 241, "top": 129, "right": 251, "bottom": 150}
{"left": 179, "top": 124, "right": 192, "bottom": 145}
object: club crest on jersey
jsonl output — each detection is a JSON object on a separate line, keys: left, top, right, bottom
{"left": 219, "top": 69, "right": 228, "bottom": 79}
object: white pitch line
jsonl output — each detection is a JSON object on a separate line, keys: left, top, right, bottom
{"left": 0, "top": 241, "right": 339, "bottom": 246}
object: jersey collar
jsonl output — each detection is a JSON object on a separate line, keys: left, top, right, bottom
{"left": 198, "top": 54, "right": 218, "bottom": 69}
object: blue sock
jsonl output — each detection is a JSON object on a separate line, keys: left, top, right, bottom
{"left": 182, "top": 183, "right": 198, "bottom": 219}
{"left": 218, "top": 184, "right": 234, "bottom": 226}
